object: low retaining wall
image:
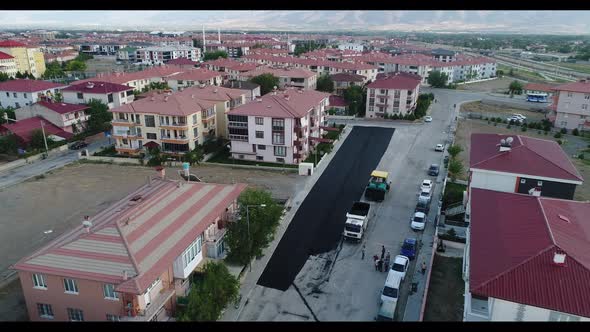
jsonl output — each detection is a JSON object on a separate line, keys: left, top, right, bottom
{"left": 81, "top": 155, "right": 142, "bottom": 165}
{"left": 0, "top": 144, "right": 69, "bottom": 173}
{"left": 456, "top": 77, "right": 498, "bottom": 85}
{"left": 202, "top": 162, "right": 298, "bottom": 172}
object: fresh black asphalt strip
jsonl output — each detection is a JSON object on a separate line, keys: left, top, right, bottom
{"left": 257, "top": 126, "right": 395, "bottom": 291}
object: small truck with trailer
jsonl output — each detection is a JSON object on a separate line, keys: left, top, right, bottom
{"left": 343, "top": 201, "right": 372, "bottom": 241}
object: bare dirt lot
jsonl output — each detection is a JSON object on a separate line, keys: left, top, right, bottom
{"left": 423, "top": 255, "right": 464, "bottom": 321}
{"left": 454, "top": 119, "right": 590, "bottom": 200}
{"left": 460, "top": 101, "right": 546, "bottom": 122}
{"left": 0, "top": 162, "right": 303, "bottom": 320}
{"left": 457, "top": 77, "right": 513, "bottom": 93}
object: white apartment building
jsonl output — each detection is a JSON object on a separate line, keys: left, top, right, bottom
{"left": 238, "top": 67, "right": 317, "bottom": 91}
{"left": 109, "top": 88, "right": 218, "bottom": 155}
{"left": 338, "top": 43, "right": 365, "bottom": 52}
{"left": 0, "top": 51, "right": 18, "bottom": 78}
{"left": 165, "top": 69, "right": 223, "bottom": 91}
{"left": 15, "top": 100, "right": 90, "bottom": 134}
{"left": 62, "top": 81, "right": 135, "bottom": 109}
{"left": 551, "top": 79, "right": 590, "bottom": 130}
{"left": 226, "top": 88, "right": 330, "bottom": 165}
{"left": 0, "top": 79, "right": 67, "bottom": 109}
{"left": 136, "top": 46, "right": 201, "bottom": 66}
{"left": 365, "top": 72, "right": 421, "bottom": 118}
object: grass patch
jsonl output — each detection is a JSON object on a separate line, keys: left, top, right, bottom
{"left": 442, "top": 182, "right": 466, "bottom": 210}
{"left": 423, "top": 255, "right": 465, "bottom": 321}
{"left": 207, "top": 148, "right": 298, "bottom": 169}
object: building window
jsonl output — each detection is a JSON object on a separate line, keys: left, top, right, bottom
{"left": 32, "top": 273, "right": 47, "bottom": 289}
{"left": 64, "top": 278, "right": 78, "bottom": 294}
{"left": 146, "top": 133, "right": 157, "bottom": 140}
{"left": 193, "top": 127, "right": 198, "bottom": 137}
{"left": 103, "top": 284, "right": 119, "bottom": 300}
{"left": 67, "top": 308, "right": 84, "bottom": 321}
{"left": 15, "top": 102, "right": 20, "bottom": 108}
{"left": 271, "top": 118, "right": 285, "bottom": 130}
{"left": 256, "top": 156, "right": 264, "bottom": 161}
{"left": 5, "top": 92, "right": 8, "bottom": 97}
{"left": 181, "top": 234, "right": 203, "bottom": 269}
{"left": 23, "top": 93, "right": 28, "bottom": 98}
{"left": 239, "top": 155, "right": 244, "bottom": 159}
{"left": 37, "top": 303, "right": 54, "bottom": 319}
{"left": 108, "top": 94, "right": 114, "bottom": 103}
{"left": 255, "top": 131, "right": 264, "bottom": 139}
{"left": 144, "top": 115, "right": 156, "bottom": 127}
{"left": 77, "top": 92, "right": 83, "bottom": 99}
{"left": 585, "top": 94, "right": 590, "bottom": 100}
{"left": 257, "top": 145, "right": 266, "bottom": 150}
{"left": 583, "top": 104, "right": 588, "bottom": 110}
{"left": 272, "top": 132, "right": 285, "bottom": 145}
{"left": 106, "top": 314, "right": 120, "bottom": 322}
{"left": 192, "top": 114, "right": 197, "bottom": 124}
{"left": 255, "top": 117, "right": 264, "bottom": 125}
{"left": 13, "top": 92, "right": 17, "bottom": 98}
{"left": 122, "top": 139, "right": 129, "bottom": 145}
{"left": 274, "top": 146, "right": 287, "bottom": 157}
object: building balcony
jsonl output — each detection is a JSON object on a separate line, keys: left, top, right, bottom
{"left": 202, "top": 115, "right": 215, "bottom": 124}
{"left": 112, "top": 119, "right": 140, "bottom": 127}
{"left": 120, "top": 285, "right": 175, "bottom": 322}
{"left": 293, "top": 153, "right": 302, "bottom": 159}
{"left": 160, "top": 123, "right": 189, "bottom": 130}
{"left": 228, "top": 121, "right": 248, "bottom": 128}
{"left": 161, "top": 136, "right": 189, "bottom": 144}
{"left": 229, "top": 134, "right": 248, "bottom": 142}
{"left": 294, "top": 140, "right": 302, "bottom": 148}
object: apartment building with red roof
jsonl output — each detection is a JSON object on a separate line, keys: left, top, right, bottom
{"left": 165, "top": 68, "right": 223, "bottom": 91}
{"left": 0, "top": 79, "right": 68, "bottom": 109}
{"left": 464, "top": 188, "right": 590, "bottom": 321}
{"left": 0, "top": 40, "right": 47, "bottom": 78}
{"left": 238, "top": 66, "right": 317, "bottom": 91}
{"left": 365, "top": 72, "right": 421, "bottom": 118}
{"left": 0, "top": 116, "right": 73, "bottom": 147}
{"left": 12, "top": 177, "right": 246, "bottom": 321}
{"left": 62, "top": 81, "right": 135, "bottom": 110}
{"left": 73, "top": 66, "right": 185, "bottom": 93}
{"left": 227, "top": 87, "right": 330, "bottom": 165}
{"left": 15, "top": 100, "right": 90, "bottom": 133}
{"left": 550, "top": 79, "right": 590, "bottom": 130}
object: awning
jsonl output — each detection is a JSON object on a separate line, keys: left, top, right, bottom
{"left": 143, "top": 141, "right": 160, "bottom": 148}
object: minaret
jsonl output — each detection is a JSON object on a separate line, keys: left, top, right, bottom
{"left": 202, "top": 25, "right": 206, "bottom": 53}
{"left": 218, "top": 28, "right": 221, "bottom": 43}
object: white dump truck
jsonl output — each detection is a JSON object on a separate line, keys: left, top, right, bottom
{"left": 343, "top": 201, "right": 372, "bottom": 241}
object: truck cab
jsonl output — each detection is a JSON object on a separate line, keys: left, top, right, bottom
{"left": 365, "top": 170, "right": 391, "bottom": 202}
{"left": 343, "top": 201, "right": 371, "bottom": 241}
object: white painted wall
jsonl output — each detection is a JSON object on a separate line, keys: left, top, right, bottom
{"left": 469, "top": 169, "right": 517, "bottom": 193}
{"left": 0, "top": 88, "right": 63, "bottom": 109}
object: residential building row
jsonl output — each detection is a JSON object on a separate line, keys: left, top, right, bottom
{"left": 12, "top": 177, "right": 246, "bottom": 321}
{"left": 136, "top": 46, "right": 201, "bottom": 66}
{"left": 460, "top": 133, "right": 589, "bottom": 321}
{"left": 236, "top": 66, "right": 317, "bottom": 90}
{"left": 0, "top": 40, "right": 46, "bottom": 78}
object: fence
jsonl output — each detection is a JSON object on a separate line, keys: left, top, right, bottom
{"left": 80, "top": 155, "right": 142, "bottom": 165}
{"left": 0, "top": 144, "right": 69, "bottom": 173}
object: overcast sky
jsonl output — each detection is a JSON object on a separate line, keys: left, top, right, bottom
{"left": 0, "top": 11, "right": 589, "bottom": 34}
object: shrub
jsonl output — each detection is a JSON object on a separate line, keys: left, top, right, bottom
{"left": 573, "top": 128, "right": 580, "bottom": 136}
{"left": 544, "top": 130, "right": 549, "bottom": 135}
{"left": 560, "top": 128, "right": 567, "bottom": 134}
{"left": 521, "top": 126, "right": 527, "bottom": 132}
{"left": 538, "top": 130, "right": 542, "bottom": 134}
{"left": 579, "top": 153, "right": 585, "bottom": 160}
{"left": 494, "top": 122, "right": 497, "bottom": 126}
{"left": 557, "top": 139, "right": 563, "bottom": 145}
{"left": 554, "top": 132, "right": 562, "bottom": 139}
{"left": 406, "top": 114, "right": 416, "bottom": 121}
{"left": 392, "top": 113, "right": 399, "bottom": 120}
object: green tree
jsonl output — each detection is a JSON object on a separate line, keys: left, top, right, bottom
{"left": 203, "top": 51, "right": 228, "bottom": 61}
{"left": 43, "top": 61, "right": 65, "bottom": 79}
{"left": 509, "top": 80, "right": 523, "bottom": 95}
{"left": 414, "top": 94, "right": 432, "bottom": 119}
{"left": 447, "top": 145, "right": 463, "bottom": 160}
{"left": 448, "top": 158, "right": 464, "bottom": 182}
{"left": 316, "top": 75, "right": 334, "bottom": 93}
{"left": 85, "top": 99, "right": 112, "bottom": 133}
{"left": 343, "top": 85, "right": 364, "bottom": 116}
{"left": 509, "top": 68, "right": 514, "bottom": 76}
{"left": 496, "top": 69, "right": 504, "bottom": 77}
{"left": 427, "top": 71, "right": 448, "bottom": 88}
{"left": 146, "top": 147, "right": 163, "bottom": 166}
{"left": 0, "top": 134, "right": 18, "bottom": 154}
{"left": 65, "top": 60, "right": 87, "bottom": 72}
{"left": 0, "top": 106, "right": 16, "bottom": 124}
{"left": 179, "top": 261, "right": 239, "bottom": 321}
{"left": 249, "top": 73, "right": 280, "bottom": 95}
{"left": 29, "top": 129, "right": 53, "bottom": 150}
{"left": 225, "top": 188, "right": 284, "bottom": 265}
{"left": 0, "top": 72, "right": 9, "bottom": 82}
{"left": 15, "top": 71, "right": 23, "bottom": 79}
{"left": 74, "top": 53, "right": 93, "bottom": 62}
{"left": 182, "top": 145, "right": 205, "bottom": 165}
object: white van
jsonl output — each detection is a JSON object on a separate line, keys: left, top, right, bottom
{"left": 376, "top": 299, "right": 397, "bottom": 321}
{"left": 381, "top": 271, "right": 402, "bottom": 303}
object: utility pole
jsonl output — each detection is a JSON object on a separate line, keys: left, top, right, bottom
{"left": 245, "top": 204, "right": 267, "bottom": 272}
{"left": 40, "top": 119, "right": 49, "bottom": 156}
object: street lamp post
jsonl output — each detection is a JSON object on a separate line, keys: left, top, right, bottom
{"left": 245, "top": 204, "right": 267, "bottom": 272}
{"left": 40, "top": 120, "right": 49, "bottom": 156}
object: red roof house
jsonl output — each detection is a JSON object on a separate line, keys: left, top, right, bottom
{"left": 366, "top": 72, "right": 421, "bottom": 90}
{"left": 469, "top": 188, "right": 590, "bottom": 318}
{"left": 0, "top": 79, "right": 68, "bottom": 93}
{"left": 0, "top": 40, "right": 28, "bottom": 48}
{"left": 0, "top": 116, "right": 73, "bottom": 146}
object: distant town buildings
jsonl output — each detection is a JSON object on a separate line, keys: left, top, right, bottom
{"left": 136, "top": 46, "right": 201, "bottom": 66}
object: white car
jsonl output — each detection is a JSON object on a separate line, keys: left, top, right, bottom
{"left": 411, "top": 211, "right": 426, "bottom": 231}
{"left": 390, "top": 255, "right": 410, "bottom": 281}
{"left": 419, "top": 188, "right": 432, "bottom": 203}
{"left": 420, "top": 179, "right": 433, "bottom": 192}
{"left": 424, "top": 116, "right": 432, "bottom": 122}
{"left": 513, "top": 114, "right": 527, "bottom": 120}
{"left": 435, "top": 144, "right": 444, "bottom": 152}
{"left": 507, "top": 116, "right": 523, "bottom": 124}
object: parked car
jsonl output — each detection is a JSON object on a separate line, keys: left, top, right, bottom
{"left": 419, "top": 188, "right": 432, "bottom": 203}
{"left": 376, "top": 299, "right": 396, "bottom": 321}
{"left": 390, "top": 255, "right": 410, "bottom": 281}
{"left": 443, "top": 155, "right": 450, "bottom": 167}
{"left": 411, "top": 211, "right": 426, "bottom": 231}
{"left": 420, "top": 179, "right": 433, "bottom": 192}
{"left": 435, "top": 144, "right": 444, "bottom": 152}
{"left": 401, "top": 237, "right": 417, "bottom": 260}
{"left": 428, "top": 164, "right": 440, "bottom": 176}
{"left": 513, "top": 113, "right": 527, "bottom": 120}
{"left": 381, "top": 271, "right": 402, "bottom": 303}
{"left": 506, "top": 116, "right": 524, "bottom": 124}
{"left": 69, "top": 141, "right": 88, "bottom": 150}
{"left": 424, "top": 116, "right": 432, "bottom": 122}
{"left": 415, "top": 199, "right": 430, "bottom": 215}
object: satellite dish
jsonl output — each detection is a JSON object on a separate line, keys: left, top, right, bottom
{"left": 82, "top": 220, "right": 92, "bottom": 228}
{"left": 500, "top": 139, "right": 506, "bottom": 145}
{"left": 506, "top": 137, "right": 514, "bottom": 144}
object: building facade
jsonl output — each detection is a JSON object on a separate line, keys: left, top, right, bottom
{"left": 136, "top": 46, "right": 201, "bottom": 66}
{"left": 61, "top": 81, "right": 135, "bottom": 109}
{"left": 0, "top": 51, "right": 18, "bottom": 78}
{"left": 15, "top": 101, "right": 90, "bottom": 134}
{"left": 0, "top": 79, "right": 67, "bottom": 109}
{"left": 551, "top": 79, "right": 590, "bottom": 130}
{"left": 365, "top": 72, "right": 421, "bottom": 118}
{"left": 0, "top": 40, "right": 46, "bottom": 78}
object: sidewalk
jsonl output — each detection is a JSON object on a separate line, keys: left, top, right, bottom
{"left": 220, "top": 125, "right": 354, "bottom": 321}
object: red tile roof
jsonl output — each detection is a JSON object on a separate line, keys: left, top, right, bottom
{"left": 73, "top": 66, "right": 185, "bottom": 86}
{"left": 166, "top": 68, "right": 221, "bottom": 82}
{"left": 329, "top": 95, "right": 348, "bottom": 107}
{"left": 37, "top": 100, "right": 89, "bottom": 115}
{"left": 13, "top": 178, "right": 246, "bottom": 295}
{"left": 0, "top": 79, "right": 67, "bottom": 93}
{"left": 228, "top": 88, "right": 330, "bottom": 118}
{"left": 0, "top": 51, "right": 14, "bottom": 60}
{"left": 62, "top": 81, "right": 133, "bottom": 94}
{"left": 554, "top": 80, "right": 590, "bottom": 94}
{"left": 110, "top": 88, "right": 216, "bottom": 116}
{"left": 470, "top": 188, "right": 590, "bottom": 318}
{"left": 329, "top": 73, "right": 365, "bottom": 82}
{"left": 524, "top": 83, "right": 556, "bottom": 93}
{"left": 367, "top": 72, "right": 421, "bottom": 90}
{"left": 0, "top": 116, "right": 73, "bottom": 143}
{"left": 470, "top": 133, "right": 583, "bottom": 182}
{"left": 165, "top": 57, "right": 197, "bottom": 66}
{"left": 0, "top": 40, "right": 27, "bottom": 48}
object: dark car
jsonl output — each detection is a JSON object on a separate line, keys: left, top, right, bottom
{"left": 428, "top": 164, "right": 440, "bottom": 176}
{"left": 443, "top": 155, "right": 449, "bottom": 167}
{"left": 69, "top": 141, "right": 88, "bottom": 150}
{"left": 400, "top": 237, "right": 417, "bottom": 260}
{"left": 415, "top": 199, "right": 430, "bottom": 215}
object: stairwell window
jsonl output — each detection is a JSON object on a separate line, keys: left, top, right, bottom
{"left": 103, "top": 284, "right": 119, "bottom": 300}
{"left": 32, "top": 273, "right": 47, "bottom": 289}
{"left": 63, "top": 278, "right": 78, "bottom": 294}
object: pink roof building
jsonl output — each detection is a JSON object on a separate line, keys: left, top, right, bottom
{"left": 14, "top": 101, "right": 90, "bottom": 134}
{"left": 13, "top": 178, "right": 246, "bottom": 321}
{"left": 365, "top": 72, "right": 421, "bottom": 119}
{"left": 61, "top": 81, "right": 134, "bottom": 109}
{"left": 466, "top": 188, "right": 590, "bottom": 321}
{"left": 0, "top": 115, "right": 73, "bottom": 146}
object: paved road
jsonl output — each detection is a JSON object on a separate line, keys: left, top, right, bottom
{"left": 222, "top": 88, "right": 477, "bottom": 322}
{"left": 0, "top": 137, "right": 112, "bottom": 190}
{"left": 257, "top": 126, "right": 395, "bottom": 291}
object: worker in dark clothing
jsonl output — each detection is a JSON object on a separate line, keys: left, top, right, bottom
{"left": 381, "top": 245, "right": 385, "bottom": 260}
{"left": 361, "top": 244, "right": 366, "bottom": 260}
{"left": 421, "top": 261, "right": 427, "bottom": 275}
{"left": 377, "top": 259, "right": 383, "bottom": 272}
